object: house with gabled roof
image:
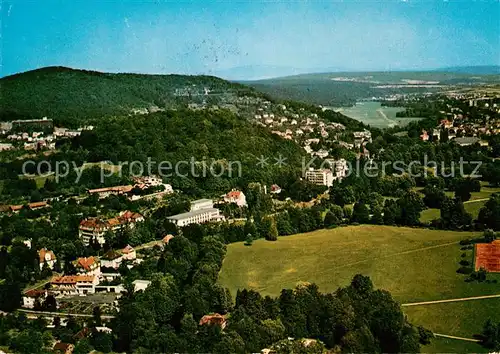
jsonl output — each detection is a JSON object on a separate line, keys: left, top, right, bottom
{"left": 38, "top": 248, "right": 56, "bottom": 270}
{"left": 121, "top": 244, "right": 136, "bottom": 260}
{"left": 73, "top": 256, "right": 100, "bottom": 276}
{"left": 199, "top": 313, "right": 227, "bottom": 329}
{"left": 223, "top": 189, "right": 247, "bottom": 207}
{"left": 101, "top": 250, "right": 123, "bottom": 269}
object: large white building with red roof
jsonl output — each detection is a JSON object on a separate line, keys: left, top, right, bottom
{"left": 78, "top": 210, "right": 144, "bottom": 246}
{"left": 223, "top": 190, "right": 247, "bottom": 207}
{"left": 50, "top": 275, "right": 99, "bottom": 295}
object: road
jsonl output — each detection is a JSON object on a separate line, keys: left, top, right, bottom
{"left": 402, "top": 293, "right": 500, "bottom": 307}
{"left": 464, "top": 198, "right": 489, "bottom": 204}
{"left": 433, "top": 333, "right": 481, "bottom": 343}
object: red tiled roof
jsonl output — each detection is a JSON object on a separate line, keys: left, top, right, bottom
{"left": 24, "top": 289, "right": 46, "bottom": 298}
{"left": 79, "top": 217, "right": 109, "bottom": 230}
{"left": 51, "top": 275, "right": 94, "bottom": 284}
{"left": 119, "top": 210, "right": 143, "bottom": 222}
{"left": 226, "top": 190, "right": 241, "bottom": 199}
{"left": 122, "top": 244, "right": 134, "bottom": 254}
{"left": 162, "top": 234, "right": 174, "bottom": 244}
{"left": 29, "top": 201, "right": 48, "bottom": 209}
{"left": 475, "top": 240, "right": 500, "bottom": 272}
{"left": 88, "top": 185, "right": 133, "bottom": 194}
{"left": 39, "top": 248, "right": 56, "bottom": 264}
{"left": 74, "top": 256, "right": 98, "bottom": 271}
{"left": 79, "top": 211, "right": 143, "bottom": 231}
{"left": 53, "top": 342, "right": 73, "bottom": 352}
{"left": 199, "top": 313, "right": 227, "bottom": 327}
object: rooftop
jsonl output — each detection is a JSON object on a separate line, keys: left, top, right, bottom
{"left": 167, "top": 208, "right": 220, "bottom": 221}
{"left": 51, "top": 275, "right": 95, "bottom": 284}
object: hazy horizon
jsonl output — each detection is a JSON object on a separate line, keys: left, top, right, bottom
{"left": 2, "top": 0, "right": 499, "bottom": 80}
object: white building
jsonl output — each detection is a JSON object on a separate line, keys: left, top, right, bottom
{"left": 304, "top": 168, "right": 334, "bottom": 187}
{"left": 50, "top": 275, "right": 99, "bottom": 296}
{"left": 101, "top": 250, "right": 123, "bottom": 269}
{"left": 133, "top": 279, "right": 151, "bottom": 292}
{"left": 22, "top": 290, "right": 48, "bottom": 309}
{"left": 223, "top": 190, "right": 247, "bottom": 207}
{"left": 326, "top": 159, "right": 349, "bottom": 181}
{"left": 167, "top": 199, "right": 224, "bottom": 227}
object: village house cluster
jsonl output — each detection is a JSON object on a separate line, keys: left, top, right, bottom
{"left": 0, "top": 117, "right": 94, "bottom": 152}
{"left": 420, "top": 93, "right": 500, "bottom": 146}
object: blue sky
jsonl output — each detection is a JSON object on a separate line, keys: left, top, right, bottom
{"left": 2, "top": 0, "right": 499, "bottom": 79}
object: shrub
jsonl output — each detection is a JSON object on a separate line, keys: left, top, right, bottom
{"left": 457, "top": 266, "right": 473, "bottom": 274}
{"left": 459, "top": 260, "right": 470, "bottom": 266}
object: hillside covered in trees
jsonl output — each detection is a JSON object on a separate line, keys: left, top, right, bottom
{"left": 0, "top": 66, "right": 262, "bottom": 126}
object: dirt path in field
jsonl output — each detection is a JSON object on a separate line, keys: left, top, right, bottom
{"left": 464, "top": 198, "right": 489, "bottom": 204}
{"left": 433, "top": 333, "right": 481, "bottom": 342}
{"left": 376, "top": 109, "right": 398, "bottom": 127}
{"left": 334, "top": 240, "right": 461, "bottom": 271}
{"left": 402, "top": 293, "right": 500, "bottom": 307}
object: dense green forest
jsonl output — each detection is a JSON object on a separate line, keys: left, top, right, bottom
{"left": 0, "top": 66, "right": 262, "bottom": 126}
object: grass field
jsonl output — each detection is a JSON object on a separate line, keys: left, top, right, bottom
{"left": 419, "top": 185, "right": 500, "bottom": 223}
{"left": 335, "top": 101, "right": 423, "bottom": 128}
{"left": 404, "top": 298, "right": 500, "bottom": 339}
{"left": 420, "top": 199, "right": 487, "bottom": 223}
{"left": 80, "top": 161, "right": 122, "bottom": 173}
{"left": 421, "top": 337, "right": 488, "bottom": 353}
{"left": 219, "top": 225, "right": 500, "bottom": 303}
{"left": 18, "top": 173, "right": 54, "bottom": 188}
{"left": 219, "top": 225, "right": 500, "bottom": 352}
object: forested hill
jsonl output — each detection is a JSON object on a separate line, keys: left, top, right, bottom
{"left": 0, "top": 66, "right": 262, "bottom": 125}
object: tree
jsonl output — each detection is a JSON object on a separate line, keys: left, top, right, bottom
{"left": 323, "top": 210, "right": 339, "bottom": 228}
{"left": 331, "top": 186, "right": 355, "bottom": 207}
{"left": 40, "top": 261, "right": 52, "bottom": 279}
{"left": 92, "top": 306, "right": 102, "bottom": 327}
{"left": 260, "top": 318, "right": 286, "bottom": 346}
{"left": 30, "top": 190, "right": 42, "bottom": 203}
{"left": 482, "top": 319, "right": 500, "bottom": 350}
{"left": 484, "top": 230, "right": 497, "bottom": 244}
{"left": 478, "top": 194, "right": 500, "bottom": 230}
{"left": 266, "top": 219, "right": 279, "bottom": 241}
{"left": 351, "top": 202, "right": 370, "bottom": 224}
{"left": 422, "top": 185, "right": 446, "bottom": 208}
{"left": 383, "top": 199, "right": 400, "bottom": 225}
{"left": 73, "top": 338, "right": 94, "bottom": 354}
{"left": 440, "top": 197, "right": 472, "bottom": 230}
{"left": 397, "top": 191, "right": 424, "bottom": 226}
{"left": 244, "top": 234, "right": 253, "bottom": 246}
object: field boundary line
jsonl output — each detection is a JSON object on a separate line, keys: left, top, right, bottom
{"left": 333, "top": 240, "right": 460, "bottom": 271}
{"left": 464, "top": 198, "right": 489, "bottom": 204}
{"left": 402, "top": 294, "right": 500, "bottom": 307}
{"left": 433, "top": 333, "right": 481, "bottom": 343}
